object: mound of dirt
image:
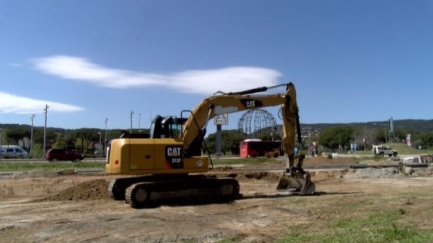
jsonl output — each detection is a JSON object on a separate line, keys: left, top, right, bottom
{"left": 213, "top": 166, "right": 234, "bottom": 171}
{"left": 37, "top": 179, "right": 111, "bottom": 202}
{"left": 343, "top": 167, "right": 403, "bottom": 179}
{"left": 238, "top": 172, "right": 280, "bottom": 182}
{"left": 305, "top": 156, "right": 356, "bottom": 165}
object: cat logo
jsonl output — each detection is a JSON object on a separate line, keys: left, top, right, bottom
{"left": 246, "top": 100, "right": 255, "bottom": 108}
{"left": 240, "top": 99, "right": 263, "bottom": 109}
{"left": 167, "top": 147, "right": 181, "bottom": 156}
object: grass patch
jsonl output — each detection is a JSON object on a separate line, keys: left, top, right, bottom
{"left": 277, "top": 210, "right": 433, "bottom": 243}
{"left": 0, "top": 158, "right": 273, "bottom": 172}
{"left": 216, "top": 235, "right": 243, "bottom": 243}
{"left": 0, "top": 162, "right": 105, "bottom": 172}
{"left": 349, "top": 143, "right": 431, "bottom": 157}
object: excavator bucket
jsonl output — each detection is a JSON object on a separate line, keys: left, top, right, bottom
{"left": 276, "top": 171, "right": 315, "bottom": 195}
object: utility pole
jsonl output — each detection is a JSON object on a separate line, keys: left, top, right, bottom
{"left": 43, "top": 104, "right": 49, "bottom": 158}
{"left": 30, "top": 114, "right": 35, "bottom": 156}
{"left": 97, "top": 131, "right": 102, "bottom": 158}
{"left": 0, "top": 128, "right": 2, "bottom": 162}
{"left": 130, "top": 110, "right": 134, "bottom": 133}
{"left": 104, "top": 118, "right": 108, "bottom": 151}
{"left": 138, "top": 113, "right": 141, "bottom": 133}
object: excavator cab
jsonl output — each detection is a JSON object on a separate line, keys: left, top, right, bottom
{"left": 150, "top": 115, "right": 186, "bottom": 139}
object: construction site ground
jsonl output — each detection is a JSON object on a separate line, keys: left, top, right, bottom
{"left": 1, "top": 157, "right": 433, "bottom": 243}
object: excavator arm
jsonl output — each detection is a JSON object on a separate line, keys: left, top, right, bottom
{"left": 182, "top": 83, "right": 296, "bottom": 159}
{"left": 181, "top": 82, "right": 315, "bottom": 195}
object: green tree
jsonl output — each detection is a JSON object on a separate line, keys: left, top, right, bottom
{"left": 258, "top": 132, "right": 282, "bottom": 141}
{"left": 222, "top": 130, "right": 247, "bottom": 155}
{"left": 204, "top": 133, "right": 216, "bottom": 154}
{"left": 204, "top": 130, "right": 247, "bottom": 155}
{"left": 53, "top": 133, "right": 67, "bottom": 149}
{"left": 31, "top": 143, "right": 43, "bottom": 158}
{"left": 319, "top": 126, "right": 355, "bottom": 150}
{"left": 0, "top": 129, "right": 8, "bottom": 145}
{"left": 5, "top": 127, "right": 30, "bottom": 146}
{"left": 419, "top": 132, "right": 433, "bottom": 149}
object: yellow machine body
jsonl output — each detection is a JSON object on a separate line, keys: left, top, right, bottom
{"left": 106, "top": 138, "right": 209, "bottom": 175}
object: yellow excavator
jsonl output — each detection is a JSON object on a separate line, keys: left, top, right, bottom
{"left": 106, "top": 82, "right": 315, "bottom": 208}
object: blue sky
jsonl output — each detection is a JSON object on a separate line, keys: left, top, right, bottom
{"left": 1, "top": 1, "right": 432, "bottom": 134}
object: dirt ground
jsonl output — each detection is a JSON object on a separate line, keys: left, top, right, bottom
{"left": 1, "top": 158, "right": 433, "bottom": 243}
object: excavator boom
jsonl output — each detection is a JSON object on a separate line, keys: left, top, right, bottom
{"left": 181, "top": 82, "right": 315, "bottom": 194}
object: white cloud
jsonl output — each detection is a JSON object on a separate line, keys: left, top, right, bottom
{"left": 32, "top": 55, "right": 282, "bottom": 94}
{"left": 0, "top": 92, "right": 84, "bottom": 114}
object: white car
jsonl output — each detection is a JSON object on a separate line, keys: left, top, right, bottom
{"left": 403, "top": 157, "right": 420, "bottom": 165}
{"left": 0, "top": 145, "right": 29, "bottom": 158}
{"left": 372, "top": 145, "right": 398, "bottom": 157}
{"left": 403, "top": 154, "right": 433, "bottom": 165}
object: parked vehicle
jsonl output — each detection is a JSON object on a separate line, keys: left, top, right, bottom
{"left": 45, "top": 148, "right": 84, "bottom": 162}
{"left": 403, "top": 154, "right": 433, "bottom": 165}
{"left": 0, "top": 145, "right": 29, "bottom": 158}
{"left": 372, "top": 145, "right": 398, "bottom": 157}
{"left": 239, "top": 139, "right": 282, "bottom": 158}
{"left": 265, "top": 148, "right": 283, "bottom": 158}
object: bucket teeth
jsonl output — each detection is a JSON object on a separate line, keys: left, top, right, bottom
{"left": 276, "top": 171, "right": 315, "bottom": 195}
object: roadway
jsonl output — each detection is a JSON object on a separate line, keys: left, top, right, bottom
{"left": 0, "top": 153, "right": 423, "bottom": 163}
{"left": 0, "top": 157, "right": 428, "bottom": 179}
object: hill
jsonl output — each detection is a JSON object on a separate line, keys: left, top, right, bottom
{"left": 1, "top": 119, "right": 433, "bottom": 135}
{"left": 276, "top": 119, "right": 433, "bottom": 136}
{"left": 301, "top": 119, "right": 433, "bottom": 133}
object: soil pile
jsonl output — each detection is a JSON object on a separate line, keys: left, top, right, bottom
{"left": 37, "top": 179, "right": 111, "bottom": 201}
{"left": 343, "top": 167, "right": 403, "bottom": 179}
{"left": 242, "top": 172, "right": 280, "bottom": 181}
{"left": 305, "top": 156, "right": 356, "bottom": 165}
{"left": 204, "top": 172, "right": 280, "bottom": 182}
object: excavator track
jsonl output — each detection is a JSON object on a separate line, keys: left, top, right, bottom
{"left": 108, "top": 176, "right": 150, "bottom": 200}
{"left": 123, "top": 176, "right": 240, "bottom": 208}
{"left": 108, "top": 178, "right": 123, "bottom": 200}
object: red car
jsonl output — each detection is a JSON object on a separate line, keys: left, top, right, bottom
{"left": 45, "top": 149, "right": 84, "bottom": 162}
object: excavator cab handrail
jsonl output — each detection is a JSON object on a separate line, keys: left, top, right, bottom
{"left": 181, "top": 109, "right": 214, "bottom": 169}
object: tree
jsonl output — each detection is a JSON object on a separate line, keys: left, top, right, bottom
{"left": 1, "top": 129, "right": 8, "bottom": 145}
{"left": 204, "top": 130, "right": 247, "bottom": 155}
{"left": 222, "top": 130, "right": 247, "bottom": 155}
{"left": 74, "top": 128, "right": 99, "bottom": 153}
{"left": 419, "top": 132, "right": 433, "bottom": 149}
{"left": 31, "top": 143, "right": 43, "bottom": 158}
{"left": 258, "top": 132, "right": 282, "bottom": 141}
{"left": 318, "top": 126, "right": 355, "bottom": 151}
{"left": 353, "top": 126, "right": 376, "bottom": 150}
{"left": 5, "top": 127, "right": 30, "bottom": 146}
{"left": 52, "top": 133, "right": 67, "bottom": 149}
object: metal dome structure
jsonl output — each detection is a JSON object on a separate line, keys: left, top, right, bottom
{"left": 237, "top": 109, "right": 277, "bottom": 138}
